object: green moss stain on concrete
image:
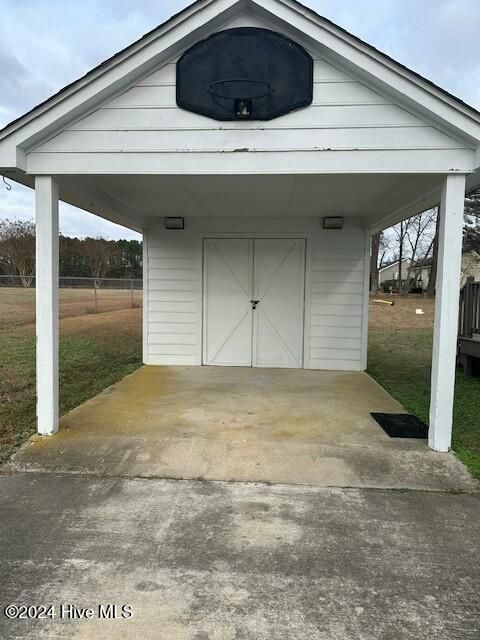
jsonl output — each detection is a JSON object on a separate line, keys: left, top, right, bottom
{"left": 9, "top": 366, "right": 478, "bottom": 492}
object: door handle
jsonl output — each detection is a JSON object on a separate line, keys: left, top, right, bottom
{"left": 251, "top": 300, "right": 260, "bottom": 310}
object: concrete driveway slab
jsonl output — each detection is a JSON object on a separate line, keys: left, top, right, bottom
{"left": 0, "top": 473, "right": 479, "bottom": 640}
{"left": 6, "top": 366, "right": 478, "bottom": 491}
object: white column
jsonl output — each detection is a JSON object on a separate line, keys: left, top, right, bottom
{"left": 429, "top": 174, "right": 466, "bottom": 452}
{"left": 361, "top": 228, "right": 371, "bottom": 371}
{"left": 142, "top": 228, "right": 149, "bottom": 365}
{"left": 35, "top": 176, "right": 59, "bottom": 435}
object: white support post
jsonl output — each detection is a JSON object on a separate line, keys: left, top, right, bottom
{"left": 361, "top": 228, "right": 371, "bottom": 371}
{"left": 142, "top": 228, "right": 149, "bottom": 365}
{"left": 35, "top": 176, "right": 59, "bottom": 435}
{"left": 429, "top": 174, "right": 466, "bottom": 452}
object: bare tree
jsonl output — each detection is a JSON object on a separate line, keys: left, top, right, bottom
{"left": 388, "top": 213, "right": 436, "bottom": 294}
{"left": 391, "top": 219, "right": 414, "bottom": 295}
{"left": 370, "top": 231, "right": 390, "bottom": 293}
{"left": 0, "top": 219, "right": 36, "bottom": 286}
{"left": 379, "top": 234, "right": 390, "bottom": 268}
{"left": 464, "top": 187, "right": 480, "bottom": 255}
{"left": 82, "top": 237, "right": 119, "bottom": 286}
{"left": 404, "top": 209, "right": 437, "bottom": 293}
{"left": 370, "top": 232, "right": 381, "bottom": 294}
{"left": 425, "top": 208, "right": 439, "bottom": 297}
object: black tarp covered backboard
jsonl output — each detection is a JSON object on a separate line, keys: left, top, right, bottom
{"left": 176, "top": 28, "right": 313, "bottom": 121}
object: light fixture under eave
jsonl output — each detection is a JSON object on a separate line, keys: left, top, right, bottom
{"left": 323, "top": 217, "right": 344, "bottom": 230}
{"left": 165, "top": 217, "right": 184, "bottom": 230}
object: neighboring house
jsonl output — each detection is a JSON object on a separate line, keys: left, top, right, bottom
{"left": 378, "top": 259, "right": 411, "bottom": 286}
{"left": 408, "top": 251, "right": 480, "bottom": 291}
{"left": 1, "top": 0, "right": 480, "bottom": 453}
{"left": 461, "top": 250, "right": 480, "bottom": 287}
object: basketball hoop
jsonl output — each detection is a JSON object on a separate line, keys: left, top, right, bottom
{"left": 176, "top": 28, "right": 313, "bottom": 122}
{"left": 208, "top": 79, "right": 273, "bottom": 119}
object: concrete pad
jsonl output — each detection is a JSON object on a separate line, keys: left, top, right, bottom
{"left": 7, "top": 366, "right": 478, "bottom": 491}
{"left": 0, "top": 473, "right": 479, "bottom": 639}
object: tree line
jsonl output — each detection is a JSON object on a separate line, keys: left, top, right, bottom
{"left": 2, "top": 188, "right": 479, "bottom": 292}
{"left": 370, "top": 188, "right": 480, "bottom": 296}
{"left": 0, "top": 219, "right": 142, "bottom": 286}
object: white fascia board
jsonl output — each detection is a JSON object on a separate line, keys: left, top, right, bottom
{"left": 252, "top": 0, "right": 480, "bottom": 146}
{"left": 0, "top": 0, "right": 243, "bottom": 161}
{"left": 25, "top": 148, "right": 475, "bottom": 176}
{"left": 0, "top": 140, "right": 26, "bottom": 171}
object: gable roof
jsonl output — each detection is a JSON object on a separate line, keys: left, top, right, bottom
{"left": 1, "top": 0, "right": 480, "bottom": 157}
{"left": 379, "top": 259, "right": 411, "bottom": 272}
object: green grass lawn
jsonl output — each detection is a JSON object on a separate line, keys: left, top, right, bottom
{"left": 0, "top": 312, "right": 142, "bottom": 463}
{"left": 368, "top": 328, "right": 480, "bottom": 479}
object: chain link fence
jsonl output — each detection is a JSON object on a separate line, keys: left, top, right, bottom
{"left": 0, "top": 275, "right": 143, "bottom": 330}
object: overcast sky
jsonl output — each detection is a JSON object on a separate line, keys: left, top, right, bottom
{"left": 0, "top": 0, "right": 479, "bottom": 240}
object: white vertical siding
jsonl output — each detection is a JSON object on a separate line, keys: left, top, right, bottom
{"left": 146, "top": 218, "right": 366, "bottom": 371}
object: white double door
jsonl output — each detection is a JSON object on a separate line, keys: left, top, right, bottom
{"left": 203, "top": 238, "right": 306, "bottom": 368}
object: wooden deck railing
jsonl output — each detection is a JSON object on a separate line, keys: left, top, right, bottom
{"left": 459, "top": 276, "right": 480, "bottom": 338}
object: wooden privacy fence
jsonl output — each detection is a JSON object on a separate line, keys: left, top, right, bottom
{"left": 459, "top": 276, "right": 480, "bottom": 338}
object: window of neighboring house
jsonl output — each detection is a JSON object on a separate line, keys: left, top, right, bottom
{"left": 394, "top": 272, "right": 399, "bottom": 280}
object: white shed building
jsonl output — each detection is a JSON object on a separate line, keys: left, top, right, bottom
{"left": 1, "top": 0, "right": 480, "bottom": 453}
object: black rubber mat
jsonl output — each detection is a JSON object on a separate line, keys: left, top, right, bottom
{"left": 371, "top": 413, "right": 428, "bottom": 439}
